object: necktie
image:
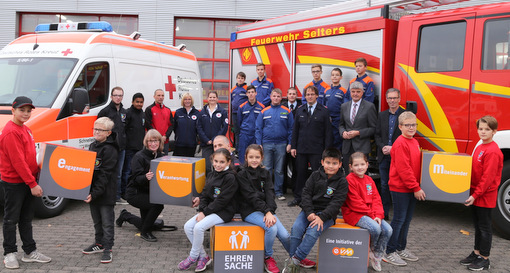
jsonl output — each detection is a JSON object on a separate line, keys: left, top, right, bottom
{"left": 290, "top": 104, "right": 294, "bottom": 111}
{"left": 308, "top": 105, "right": 312, "bottom": 116}
{"left": 351, "top": 103, "right": 357, "bottom": 124}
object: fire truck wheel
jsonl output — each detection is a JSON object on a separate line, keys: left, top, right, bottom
{"left": 493, "top": 162, "right": 510, "bottom": 239}
{"left": 34, "top": 195, "right": 69, "bottom": 218}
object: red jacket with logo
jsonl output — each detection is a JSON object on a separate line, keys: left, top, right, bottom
{"left": 389, "top": 135, "right": 421, "bottom": 193}
{"left": 471, "top": 141, "right": 503, "bottom": 208}
{"left": 342, "top": 173, "right": 385, "bottom": 225}
{"left": 145, "top": 102, "right": 173, "bottom": 143}
{"left": 0, "top": 121, "right": 38, "bottom": 188}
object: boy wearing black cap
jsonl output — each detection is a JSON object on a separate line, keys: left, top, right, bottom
{"left": 0, "top": 96, "right": 51, "bottom": 269}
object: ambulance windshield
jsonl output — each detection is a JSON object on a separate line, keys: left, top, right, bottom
{"left": 0, "top": 58, "right": 77, "bottom": 107}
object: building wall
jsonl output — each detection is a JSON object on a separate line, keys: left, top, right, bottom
{"left": 0, "top": 0, "right": 344, "bottom": 48}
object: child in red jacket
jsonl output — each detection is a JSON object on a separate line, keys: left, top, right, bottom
{"left": 342, "top": 152, "right": 392, "bottom": 272}
{"left": 384, "top": 111, "right": 425, "bottom": 267}
{"left": 460, "top": 115, "right": 503, "bottom": 271}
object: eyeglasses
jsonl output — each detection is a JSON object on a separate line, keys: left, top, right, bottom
{"left": 387, "top": 97, "right": 400, "bottom": 100}
{"left": 93, "top": 128, "right": 109, "bottom": 132}
{"left": 148, "top": 140, "right": 160, "bottom": 144}
{"left": 402, "top": 123, "right": 418, "bottom": 128}
{"left": 311, "top": 70, "right": 321, "bottom": 73}
{"left": 112, "top": 94, "right": 123, "bottom": 97}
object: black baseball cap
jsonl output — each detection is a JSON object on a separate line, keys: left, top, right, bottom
{"left": 12, "top": 96, "right": 35, "bottom": 109}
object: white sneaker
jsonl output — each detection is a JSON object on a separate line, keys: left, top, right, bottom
{"left": 277, "top": 195, "right": 286, "bottom": 201}
{"left": 4, "top": 253, "right": 19, "bottom": 269}
{"left": 21, "top": 250, "right": 51, "bottom": 263}
{"left": 383, "top": 252, "right": 407, "bottom": 266}
{"left": 369, "top": 252, "right": 382, "bottom": 272}
{"left": 397, "top": 249, "right": 419, "bottom": 262}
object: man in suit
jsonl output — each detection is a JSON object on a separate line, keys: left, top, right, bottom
{"left": 339, "top": 81, "right": 377, "bottom": 171}
{"left": 375, "top": 88, "right": 404, "bottom": 219}
{"left": 289, "top": 86, "right": 333, "bottom": 206}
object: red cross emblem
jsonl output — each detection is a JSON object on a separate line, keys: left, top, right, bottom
{"left": 62, "top": 49, "right": 73, "bottom": 56}
{"left": 165, "top": 75, "right": 177, "bottom": 99}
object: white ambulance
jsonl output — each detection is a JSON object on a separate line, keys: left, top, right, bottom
{"left": 0, "top": 21, "right": 203, "bottom": 217}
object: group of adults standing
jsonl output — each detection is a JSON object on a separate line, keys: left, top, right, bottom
{"left": 229, "top": 59, "right": 404, "bottom": 218}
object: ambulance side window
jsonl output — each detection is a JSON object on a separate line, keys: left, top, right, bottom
{"left": 74, "top": 62, "right": 109, "bottom": 108}
{"left": 417, "top": 21, "right": 466, "bottom": 72}
{"left": 482, "top": 18, "right": 510, "bottom": 70}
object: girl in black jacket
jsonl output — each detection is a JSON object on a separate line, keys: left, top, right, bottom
{"left": 122, "top": 129, "right": 164, "bottom": 242}
{"left": 178, "top": 148, "right": 238, "bottom": 272}
{"left": 237, "top": 144, "right": 290, "bottom": 273}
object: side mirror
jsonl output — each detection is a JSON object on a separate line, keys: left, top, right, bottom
{"left": 406, "top": 101, "right": 417, "bottom": 114}
{"left": 71, "top": 88, "right": 90, "bottom": 114}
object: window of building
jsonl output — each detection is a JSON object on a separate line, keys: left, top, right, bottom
{"left": 482, "top": 18, "right": 510, "bottom": 70}
{"left": 417, "top": 21, "right": 466, "bottom": 72}
{"left": 175, "top": 18, "right": 253, "bottom": 106}
{"left": 19, "top": 13, "right": 138, "bottom": 36}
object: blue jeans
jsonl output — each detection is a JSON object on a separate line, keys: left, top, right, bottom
{"left": 89, "top": 204, "right": 115, "bottom": 249}
{"left": 2, "top": 182, "right": 36, "bottom": 256}
{"left": 245, "top": 211, "right": 290, "bottom": 257}
{"left": 356, "top": 216, "right": 392, "bottom": 258}
{"left": 116, "top": 149, "right": 126, "bottom": 200}
{"left": 386, "top": 191, "right": 416, "bottom": 254}
{"left": 121, "top": 149, "right": 137, "bottom": 199}
{"left": 378, "top": 155, "right": 392, "bottom": 218}
{"left": 290, "top": 211, "right": 334, "bottom": 260}
{"left": 262, "top": 143, "right": 287, "bottom": 196}
{"left": 184, "top": 213, "right": 224, "bottom": 259}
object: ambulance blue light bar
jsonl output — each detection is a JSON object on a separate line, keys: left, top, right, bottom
{"left": 35, "top": 21, "right": 113, "bottom": 32}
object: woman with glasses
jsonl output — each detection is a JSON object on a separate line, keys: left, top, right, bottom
{"left": 117, "top": 129, "right": 165, "bottom": 242}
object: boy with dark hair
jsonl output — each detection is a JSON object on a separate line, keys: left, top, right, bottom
{"left": 83, "top": 117, "right": 119, "bottom": 264}
{"left": 460, "top": 115, "right": 503, "bottom": 271}
{"left": 237, "top": 85, "right": 264, "bottom": 163}
{"left": 121, "top": 92, "right": 145, "bottom": 200}
{"left": 283, "top": 148, "right": 348, "bottom": 273}
{"left": 230, "top": 71, "right": 248, "bottom": 152}
{"left": 0, "top": 96, "right": 51, "bottom": 269}
{"left": 325, "top": 67, "right": 347, "bottom": 150}
{"left": 346, "top": 57, "right": 375, "bottom": 103}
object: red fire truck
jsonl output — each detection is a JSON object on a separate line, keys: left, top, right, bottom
{"left": 229, "top": 0, "right": 510, "bottom": 238}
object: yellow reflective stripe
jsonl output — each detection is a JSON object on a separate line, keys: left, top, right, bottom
{"left": 257, "top": 45, "right": 270, "bottom": 65}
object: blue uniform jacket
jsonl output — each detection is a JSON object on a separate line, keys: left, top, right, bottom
{"left": 230, "top": 83, "right": 248, "bottom": 112}
{"left": 238, "top": 100, "right": 265, "bottom": 135}
{"left": 302, "top": 79, "right": 331, "bottom": 105}
{"left": 251, "top": 76, "right": 274, "bottom": 106}
{"left": 174, "top": 107, "right": 200, "bottom": 148}
{"left": 255, "top": 104, "right": 294, "bottom": 145}
{"left": 325, "top": 85, "right": 348, "bottom": 120}
{"left": 197, "top": 105, "right": 228, "bottom": 146}
{"left": 345, "top": 74, "right": 375, "bottom": 103}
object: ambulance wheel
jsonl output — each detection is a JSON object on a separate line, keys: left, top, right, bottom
{"left": 493, "top": 162, "right": 510, "bottom": 239}
{"left": 34, "top": 195, "right": 68, "bottom": 218}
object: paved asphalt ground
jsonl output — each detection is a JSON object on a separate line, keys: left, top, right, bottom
{"left": 2, "top": 193, "right": 510, "bottom": 272}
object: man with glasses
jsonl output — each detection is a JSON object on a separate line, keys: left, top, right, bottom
{"left": 375, "top": 88, "right": 404, "bottom": 219}
{"left": 302, "top": 64, "right": 330, "bottom": 105}
{"left": 339, "top": 81, "right": 377, "bottom": 171}
{"left": 98, "top": 86, "right": 127, "bottom": 204}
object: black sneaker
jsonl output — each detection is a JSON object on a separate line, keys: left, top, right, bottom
{"left": 116, "top": 209, "right": 127, "bottom": 227}
{"left": 460, "top": 251, "right": 477, "bottom": 266}
{"left": 287, "top": 199, "right": 300, "bottom": 207}
{"left": 100, "top": 249, "right": 112, "bottom": 264}
{"left": 468, "top": 256, "right": 490, "bottom": 271}
{"left": 82, "top": 243, "right": 104, "bottom": 254}
{"left": 141, "top": 232, "right": 157, "bottom": 242}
